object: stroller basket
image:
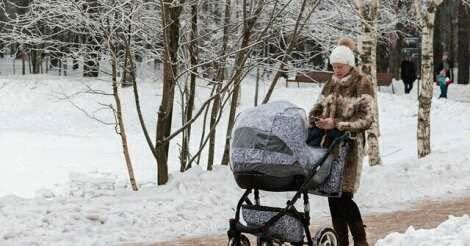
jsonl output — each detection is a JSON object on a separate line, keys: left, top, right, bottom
{"left": 242, "top": 205, "right": 304, "bottom": 243}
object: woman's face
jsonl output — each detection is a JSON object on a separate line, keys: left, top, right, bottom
{"left": 332, "top": 63, "right": 351, "bottom": 79}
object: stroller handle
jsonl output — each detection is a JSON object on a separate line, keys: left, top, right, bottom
{"left": 302, "top": 131, "right": 350, "bottom": 192}
{"left": 330, "top": 132, "right": 351, "bottom": 148}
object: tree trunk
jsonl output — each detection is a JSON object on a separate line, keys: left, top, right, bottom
{"left": 207, "top": 0, "right": 231, "bottom": 171}
{"left": 31, "top": 48, "right": 41, "bottom": 74}
{"left": 0, "top": 41, "right": 4, "bottom": 58}
{"left": 117, "top": 4, "right": 162, "bottom": 178}
{"left": 21, "top": 51, "right": 26, "bottom": 75}
{"left": 83, "top": 39, "right": 100, "bottom": 77}
{"left": 121, "top": 49, "right": 133, "bottom": 88}
{"left": 73, "top": 58, "right": 79, "bottom": 70}
{"left": 457, "top": 0, "right": 470, "bottom": 84}
{"left": 207, "top": 83, "right": 221, "bottom": 171}
{"left": 28, "top": 52, "right": 32, "bottom": 74}
{"left": 180, "top": 0, "right": 198, "bottom": 172}
{"left": 83, "top": 0, "right": 100, "bottom": 77}
{"left": 110, "top": 43, "right": 138, "bottom": 191}
{"left": 45, "top": 55, "right": 49, "bottom": 73}
{"left": 62, "top": 56, "right": 68, "bottom": 76}
{"left": 389, "top": 33, "right": 402, "bottom": 81}
{"left": 58, "top": 59, "right": 62, "bottom": 76}
{"left": 126, "top": 46, "right": 162, "bottom": 183}
{"left": 189, "top": 87, "right": 233, "bottom": 168}
{"left": 356, "top": 0, "right": 381, "bottom": 166}
{"left": 416, "top": 0, "right": 441, "bottom": 158}
{"left": 156, "top": 0, "right": 183, "bottom": 184}
{"left": 196, "top": 87, "right": 216, "bottom": 166}
{"left": 255, "top": 65, "right": 260, "bottom": 106}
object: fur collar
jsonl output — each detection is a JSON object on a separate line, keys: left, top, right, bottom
{"left": 331, "top": 67, "right": 361, "bottom": 87}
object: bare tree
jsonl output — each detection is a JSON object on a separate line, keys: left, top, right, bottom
{"left": 155, "top": 0, "right": 184, "bottom": 184}
{"left": 262, "top": 0, "right": 319, "bottom": 104}
{"left": 179, "top": 0, "right": 199, "bottom": 172}
{"left": 109, "top": 40, "right": 138, "bottom": 191}
{"left": 83, "top": 0, "right": 100, "bottom": 77}
{"left": 220, "top": 0, "right": 266, "bottom": 165}
{"left": 207, "top": 0, "right": 231, "bottom": 171}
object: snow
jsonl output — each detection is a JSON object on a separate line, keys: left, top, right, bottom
{"left": 376, "top": 215, "right": 470, "bottom": 246}
{"left": 1, "top": 72, "right": 470, "bottom": 245}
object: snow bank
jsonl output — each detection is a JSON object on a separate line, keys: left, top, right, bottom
{"left": 0, "top": 166, "right": 300, "bottom": 245}
{"left": 376, "top": 215, "right": 470, "bottom": 246}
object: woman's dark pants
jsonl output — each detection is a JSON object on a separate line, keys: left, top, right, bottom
{"left": 328, "top": 192, "right": 369, "bottom": 246}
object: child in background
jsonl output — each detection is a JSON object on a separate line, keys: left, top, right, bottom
{"left": 437, "top": 69, "right": 451, "bottom": 98}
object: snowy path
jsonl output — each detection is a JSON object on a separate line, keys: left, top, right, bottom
{"left": 154, "top": 196, "right": 470, "bottom": 245}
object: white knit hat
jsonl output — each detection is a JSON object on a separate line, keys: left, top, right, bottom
{"left": 329, "top": 45, "right": 355, "bottom": 67}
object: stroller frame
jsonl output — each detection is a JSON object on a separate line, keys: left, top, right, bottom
{"left": 227, "top": 133, "right": 350, "bottom": 246}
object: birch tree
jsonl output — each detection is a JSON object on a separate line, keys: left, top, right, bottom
{"left": 108, "top": 40, "right": 139, "bottom": 191}
{"left": 414, "top": 0, "right": 442, "bottom": 158}
{"left": 355, "top": 0, "right": 381, "bottom": 166}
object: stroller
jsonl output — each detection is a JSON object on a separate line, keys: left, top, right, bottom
{"left": 227, "top": 101, "right": 351, "bottom": 246}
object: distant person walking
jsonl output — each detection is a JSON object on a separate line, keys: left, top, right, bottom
{"left": 400, "top": 60, "right": 417, "bottom": 94}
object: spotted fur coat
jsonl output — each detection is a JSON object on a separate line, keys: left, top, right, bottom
{"left": 309, "top": 67, "right": 374, "bottom": 193}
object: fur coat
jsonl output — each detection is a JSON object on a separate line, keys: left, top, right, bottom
{"left": 309, "top": 67, "right": 374, "bottom": 193}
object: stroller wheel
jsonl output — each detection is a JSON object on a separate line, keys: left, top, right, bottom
{"left": 228, "top": 234, "right": 250, "bottom": 246}
{"left": 313, "top": 227, "right": 337, "bottom": 246}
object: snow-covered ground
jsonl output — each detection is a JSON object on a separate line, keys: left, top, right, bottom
{"left": 1, "top": 71, "right": 470, "bottom": 245}
{"left": 376, "top": 215, "right": 470, "bottom": 245}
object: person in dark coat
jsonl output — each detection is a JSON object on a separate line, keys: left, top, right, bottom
{"left": 400, "top": 60, "right": 417, "bottom": 94}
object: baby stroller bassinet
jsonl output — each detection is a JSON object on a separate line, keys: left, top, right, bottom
{"left": 230, "top": 100, "right": 348, "bottom": 195}
{"left": 227, "top": 101, "right": 351, "bottom": 246}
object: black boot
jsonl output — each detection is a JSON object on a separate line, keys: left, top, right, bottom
{"left": 332, "top": 216, "right": 349, "bottom": 246}
{"left": 349, "top": 221, "right": 369, "bottom": 246}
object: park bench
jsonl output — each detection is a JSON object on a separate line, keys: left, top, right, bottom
{"left": 285, "top": 70, "right": 394, "bottom": 87}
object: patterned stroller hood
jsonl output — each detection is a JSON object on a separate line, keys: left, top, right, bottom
{"left": 230, "top": 101, "right": 326, "bottom": 176}
{"left": 230, "top": 100, "right": 349, "bottom": 196}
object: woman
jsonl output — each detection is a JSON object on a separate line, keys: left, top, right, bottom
{"left": 309, "top": 37, "right": 374, "bottom": 246}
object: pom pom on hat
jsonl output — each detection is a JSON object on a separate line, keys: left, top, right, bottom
{"left": 337, "top": 37, "right": 356, "bottom": 50}
{"left": 329, "top": 37, "right": 356, "bottom": 67}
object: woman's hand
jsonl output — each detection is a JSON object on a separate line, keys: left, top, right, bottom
{"left": 315, "top": 117, "right": 336, "bottom": 130}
